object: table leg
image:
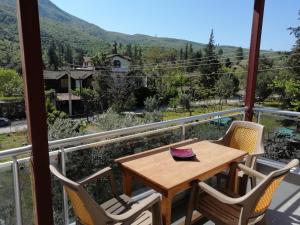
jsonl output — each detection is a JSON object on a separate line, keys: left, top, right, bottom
{"left": 227, "top": 162, "right": 238, "bottom": 193}
{"left": 122, "top": 170, "right": 132, "bottom": 196}
{"left": 161, "top": 195, "right": 173, "bottom": 225}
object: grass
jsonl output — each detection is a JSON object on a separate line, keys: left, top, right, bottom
{"left": 0, "top": 96, "right": 23, "bottom": 101}
{"left": 261, "top": 101, "right": 282, "bottom": 108}
{"left": 162, "top": 105, "right": 235, "bottom": 120}
{"left": 0, "top": 131, "right": 28, "bottom": 151}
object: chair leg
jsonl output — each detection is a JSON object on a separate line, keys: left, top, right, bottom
{"left": 257, "top": 215, "right": 267, "bottom": 225}
{"left": 250, "top": 176, "right": 257, "bottom": 189}
{"left": 152, "top": 200, "right": 163, "bottom": 225}
{"left": 185, "top": 182, "right": 198, "bottom": 225}
{"left": 216, "top": 174, "right": 222, "bottom": 188}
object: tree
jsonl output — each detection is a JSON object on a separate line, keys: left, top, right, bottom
{"left": 215, "top": 73, "right": 238, "bottom": 110}
{"left": 179, "top": 93, "right": 192, "bottom": 116}
{"left": 93, "top": 71, "right": 114, "bottom": 112}
{"left": 179, "top": 48, "right": 184, "bottom": 60}
{"left": 218, "top": 48, "right": 223, "bottom": 56}
{"left": 0, "top": 68, "right": 23, "bottom": 97}
{"left": 287, "top": 10, "right": 300, "bottom": 78}
{"left": 74, "top": 48, "right": 85, "bottom": 66}
{"left": 91, "top": 52, "right": 107, "bottom": 68}
{"left": 235, "top": 47, "right": 244, "bottom": 63}
{"left": 189, "top": 43, "right": 194, "bottom": 58}
{"left": 47, "top": 41, "right": 59, "bottom": 70}
{"left": 133, "top": 45, "right": 139, "bottom": 63}
{"left": 73, "top": 88, "right": 96, "bottom": 113}
{"left": 225, "top": 58, "right": 232, "bottom": 68}
{"left": 0, "top": 39, "right": 20, "bottom": 70}
{"left": 256, "top": 73, "right": 273, "bottom": 103}
{"left": 184, "top": 43, "right": 188, "bottom": 60}
{"left": 138, "top": 47, "right": 143, "bottom": 66}
{"left": 254, "top": 54, "right": 275, "bottom": 102}
{"left": 272, "top": 9, "right": 300, "bottom": 110}
{"left": 112, "top": 41, "right": 118, "bottom": 54}
{"left": 200, "top": 29, "right": 221, "bottom": 91}
{"left": 64, "top": 44, "right": 73, "bottom": 64}
{"left": 125, "top": 44, "right": 133, "bottom": 58}
{"left": 144, "top": 96, "right": 159, "bottom": 112}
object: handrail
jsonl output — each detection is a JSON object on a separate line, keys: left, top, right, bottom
{"left": 254, "top": 107, "right": 300, "bottom": 117}
{"left": 0, "top": 107, "right": 246, "bottom": 160}
{"left": 3, "top": 106, "right": 300, "bottom": 225}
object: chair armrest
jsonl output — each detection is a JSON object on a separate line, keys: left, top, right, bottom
{"left": 109, "top": 193, "right": 161, "bottom": 223}
{"left": 78, "top": 167, "right": 117, "bottom": 195}
{"left": 198, "top": 182, "right": 246, "bottom": 205}
{"left": 209, "top": 138, "right": 225, "bottom": 145}
{"left": 237, "top": 164, "right": 266, "bottom": 180}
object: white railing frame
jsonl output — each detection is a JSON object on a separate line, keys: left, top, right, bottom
{"left": 2, "top": 106, "right": 300, "bottom": 225}
{"left": 0, "top": 107, "right": 247, "bottom": 225}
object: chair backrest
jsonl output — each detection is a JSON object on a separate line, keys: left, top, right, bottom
{"left": 241, "top": 159, "right": 299, "bottom": 223}
{"left": 222, "top": 121, "right": 264, "bottom": 155}
{"left": 50, "top": 165, "right": 110, "bottom": 225}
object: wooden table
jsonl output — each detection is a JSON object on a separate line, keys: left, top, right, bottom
{"left": 115, "top": 139, "right": 247, "bottom": 225}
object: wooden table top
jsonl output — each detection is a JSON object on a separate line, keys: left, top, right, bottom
{"left": 117, "top": 140, "right": 246, "bottom": 192}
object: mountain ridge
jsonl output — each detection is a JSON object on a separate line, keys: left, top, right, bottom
{"left": 0, "top": 0, "right": 273, "bottom": 69}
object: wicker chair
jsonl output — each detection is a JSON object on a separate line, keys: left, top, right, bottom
{"left": 212, "top": 120, "right": 265, "bottom": 190}
{"left": 185, "top": 159, "right": 299, "bottom": 225}
{"left": 50, "top": 165, "right": 162, "bottom": 225}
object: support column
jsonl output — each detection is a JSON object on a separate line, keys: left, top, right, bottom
{"left": 244, "top": 0, "right": 265, "bottom": 121}
{"left": 16, "top": 0, "right": 54, "bottom": 224}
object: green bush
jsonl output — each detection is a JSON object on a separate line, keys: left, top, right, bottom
{"left": 0, "top": 68, "right": 23, "bottom": 97}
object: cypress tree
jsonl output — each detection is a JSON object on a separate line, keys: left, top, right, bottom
{"left": 47, "top": 41, "right": 59, "bottom": 70}
{"left": 112, "top": 41, "right": 118, "bottom": 54}
{"left": 236, "top": 47, "right": 244, "bottom": 62}
{"left": 200, "top": 29, "right": 221, "bottom": 89}
{"left": 184, "top": 43, "right": 188, "bottom": 60}
{"left": 179, "top": 48, "right": 184, "bottom": 60}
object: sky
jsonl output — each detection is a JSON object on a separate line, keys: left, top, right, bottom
{"left": 50, "top": 0, "right": 299, "bottom": 51}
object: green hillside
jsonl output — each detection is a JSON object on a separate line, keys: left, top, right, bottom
{"left": 0, "top": 0, "right": 275, "bottom": 69}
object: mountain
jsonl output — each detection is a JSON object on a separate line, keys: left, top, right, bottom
{"left": 0, "top": 0, "right": 272, "bottom": 69}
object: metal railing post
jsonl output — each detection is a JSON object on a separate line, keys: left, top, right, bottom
{"left": 60, "top": 147, "right": 69, "bottom": 225}
{"left": 12, "top": 156, "right": 23, "bottom": 225}
{"left": 242, "top": 111, "right": 246, "bottom": 121}
{"left": 257, "top": 111, "right": 262, "bottom": 124}
{"left": 181, "top": 123, "right": 186, "bottom": 140}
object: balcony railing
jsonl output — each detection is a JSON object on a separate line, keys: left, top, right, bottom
{"left": 0, "top": 106, "right": 299, "bottom": 225}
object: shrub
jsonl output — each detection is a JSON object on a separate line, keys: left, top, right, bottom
{"left": 144, "top": 96, "right": 159, "bottom": 112}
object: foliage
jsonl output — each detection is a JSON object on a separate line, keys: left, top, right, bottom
{"left": 235, "top": 47, "right": 244, "bottom": 63}
{"left": 256, "top": 73, "right": 273, "bottom": 102}
{"left": 168, "top": 97, "right": 179, "bottom": 110}
{"left": 92, "top": 72, "right": 114, "bottom": 112}
{"left": 133, "top": 87, "right": 153, "bottom": 107}
{"left": 287, "top": 10, "right": 300, "bottom": 77}
{"left": 143, "top": 111, "right": 163, "bottom": 123}
{"left": 179, "top": 93, "right": 191, "bottom": 114}
{"left": 73, "top": 88, "right": 97, "bottom": 113}
{"left": 199, "top": 30, "right": 221, "bottom": 92}
{"left": 95, "top": 108, "right": 162, "bottom": 131}
{"left": 48, "top": 118, "right": 85, "bottom": 140}
{"left": 0, "top": 68, "right": 23, "bottom": 97}
{"left": 255, "top": 56, "right": 275, "bottom": 102}
{"left": 225, "top": 58, "right": 232, "bottom": 68}
{"left": 144, "top": 96, "right": 159, "bottom": 112}
{"left": 45, "top": 98, "right": 67, "bottom": 124}
{"left": 215, "top": 72, "right": 239, "bottom": 110}
{"left": 47, "top": 41, "right": 60, "bottom": 70}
